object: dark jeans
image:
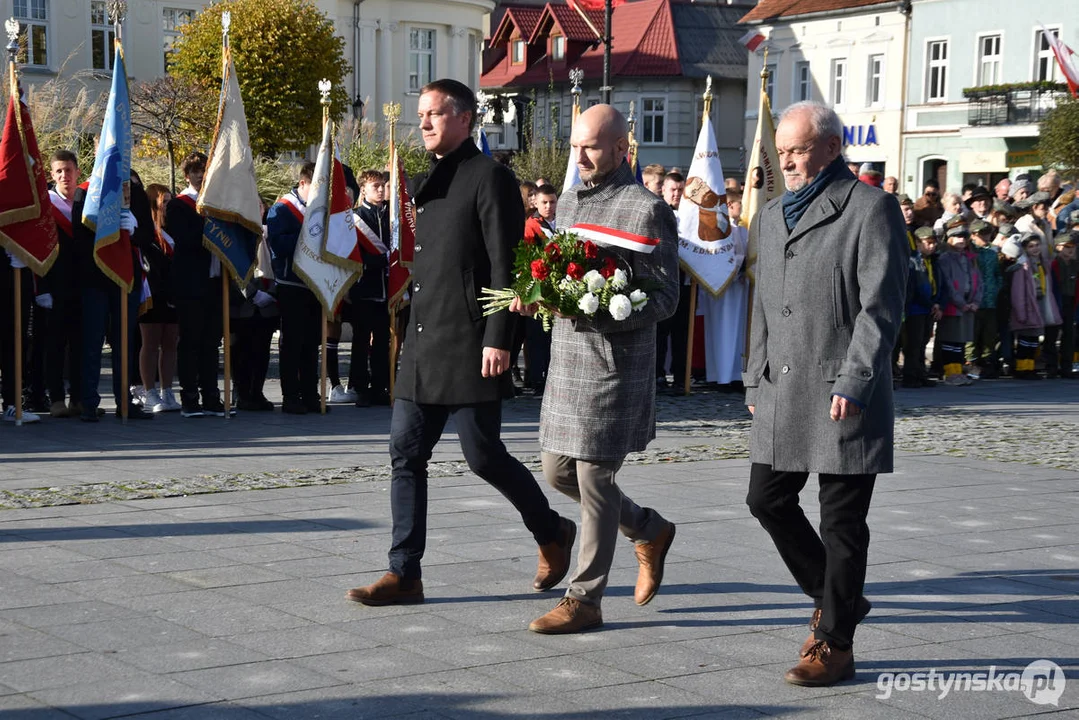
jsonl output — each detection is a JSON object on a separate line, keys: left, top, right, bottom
{"left": 277, "top": 284, "right": 321, "bottom": 402}
{"left": 45, "top": 291, "right": 82, "bottom": 404}
{"left": 902, "top": 314, "right": 929, "bottom": 383}
{"left": 0, "top": 263, "right": 30, "bottom": 409}
{"left": 747, "top": 463, "right": 876, "bottom": 650}
{"left": 387, "top": 398, "right": 562, "bottom": 579}
{"left": 1043, "top": 325, "right": 1061, "bottom": 374}
{"left": 231, "top": 313, "right": 277, "bottom": 401}
{"left": 175, "top": 289, "right": 223, "bottom": 405}
{"left": 970, "top": 307, "right": 999, "bottom": 367}
{"left": 344, "top": 299, "right": 390, "bottom": 394}
{"left": 80, "top": 283, "right": 139, "bottom": 412}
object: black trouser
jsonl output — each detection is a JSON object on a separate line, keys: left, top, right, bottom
{"left": 0, "top": 263, "right": 30, "bottom": 409}
{"left": 1060, "top": 301, "right": 1076, "bottom": 375}
{"left": 27, "top": 303, "right": 47, "bottom": 405}
{"left": 45, "top": 290, "right": 82, "bottom": 404}
{"left": 175, "top": 288, "right": 222, "bottom": 405}
{"left": 387, "top": 398, "right": 562, "bottom": 580}
{"left": 524, "top": 317, "right": 550, "bottom": 389}
{"left": 656, "top": 284, "right": 691, "bottom": 383}
{"left": 970, "top": 308, "right": 999, "bottom": 368}
{"left": 231, "top": 313, "right": 277, "bottom": 402}
{"left": 80, "top": 282, "right": 139, "bottom": 412}
{"left": 747, "top": 463, "right": 876, "bottom": 650}
{"left": 344, "top": 299, "right": 390, "bottom": 394}
{"left": 902, "top": 314, "right": 929, "bottom": 383}
{"left": 1042, "top": 324, "right": 1061, "bottom": 374}
{"left": 277, "top": 283, "right": 321, "bottom": 402}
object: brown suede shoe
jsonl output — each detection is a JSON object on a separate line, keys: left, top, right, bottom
{"left": 528, "top": 597, "right": 603, "bottom": 634}
{"left": 634, "top": 521, "right": 676, "bottom": 605}
{"left": 785, "top": 640, "right": 855, "bottom": 686}
{"left": 346, "top": 572, "right": 424, "bottom": 606}
{"left": 533, "top": 517, "right": 577, "bottom": 591}
{"left": 799, "top": 597, "right": 872, "bottom": 657}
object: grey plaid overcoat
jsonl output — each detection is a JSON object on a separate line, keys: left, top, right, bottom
{"left": 539, "top": 162, "right": 680, "bottom": 461}
{"left": 744, "top": 172, "right": 908, "bottom": 475}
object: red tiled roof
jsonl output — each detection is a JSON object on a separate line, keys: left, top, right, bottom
{"left": 483, "top": 0, "right": 681, "bottom": 89}
{"left": 491, "top": 6, "right": 545, "bottom": 45}
{"left": 740, "top": 0, "right": 896, "bottom": 24}
{"left": 535, "top": 5, "right": 603, "bottom": 43}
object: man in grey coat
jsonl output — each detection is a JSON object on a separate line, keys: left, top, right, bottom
{"left": 514, "top": 105, "right": 680, "bottom": 634}
{"left": 744, "top": 101, "right": 907, "bottom": 686}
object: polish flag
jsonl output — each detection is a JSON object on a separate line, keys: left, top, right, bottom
{"left": 1041, "top": 24, "right": 1079, "bottom": 98}
{"left": 739, "top": 30, "right": 766, "bottom": 52}
{"left": 567, "top": 0, "right": 624, "bottom": 11}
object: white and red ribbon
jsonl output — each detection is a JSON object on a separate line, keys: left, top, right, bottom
{"left": 569, "top": 222, "right": 659, "bottom": 254}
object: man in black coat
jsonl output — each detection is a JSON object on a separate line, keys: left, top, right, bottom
{"left": 347, "top": 79, "right": 575, "bottom": 606}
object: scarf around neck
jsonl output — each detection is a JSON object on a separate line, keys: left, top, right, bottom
{"left": 781, "top": 155, "right": 848, "bottom": 231}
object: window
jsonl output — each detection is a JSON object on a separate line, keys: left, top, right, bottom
{"left": 794, "top": 61, "right": 811, "bottom": 102}
{"left": 925, "top": 39, "right": 948, "bottom": 101}
{"left": 975, "top": 34, "right": 1001, "bottom": 85}
{"left": 640, "top": 96, "right": 666, "bottom": 144}
{"left": 162, "top": 7, "right": 194, "bottom": 71}
{"left": 409, "top": 28, "right": 435, "bottom": 91}
{"left": 511, "top": 39, "right": 525, "bottom": 65}
{"left": 90, "top": 1, "right": 115, "bottom": 72}
{"left": 866, "top": 54, "right": 883, "bottom": 106}
{"left": 552, "top": 35, "right": 565, "bottom": 61}
{"left": 14, "top": 0, "right": 48, "bottom": 67}
{"left": 831, "top": 58, "right": 847, "bottom": 106}
{"left": 1035, "top": 27, "right": 1060, "bottom": 81}
{"left": 764, "top": 63, "right": 776, "bottom": 105}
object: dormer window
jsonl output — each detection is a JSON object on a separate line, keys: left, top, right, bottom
{"left": 512, "top": 39, "right": 525, "bottom": 65}
{"left": 552, "top": 35, "right": 565, "bottom": 61}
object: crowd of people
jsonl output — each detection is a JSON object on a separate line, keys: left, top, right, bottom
{"left": 893, "top": 170, "right": 1078, "bottom": 385}
{"left": 0, "top": 150, "right": 394, "bottom": 423}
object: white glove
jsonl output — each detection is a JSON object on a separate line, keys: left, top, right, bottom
{"left": 252, "top": 290, "right": 275, "bottom": 308}
{"left": 35, "top": 293, "right": 53, "bottom": 309}
{"left": 6, "top": 251, "right": 26, "bottom": 269}
{"left": 119, "top": 209, "right": 137, "bottom": 234}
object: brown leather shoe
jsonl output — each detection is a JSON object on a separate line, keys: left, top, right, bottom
{"left": 528, "top": 597, "right": 603, "bottom": 634}
{"left": 345, "top": 572, "right": 424, "bottom": 606}
{"left": 533, "top": 517, "right": 577, "bottom": 591}
{"left": 799, "top": 597, "right": 872, "bottom": 657}
{"left": 785, "top": 640, "right": 855, "bottom": 686}
{"left": 634, "top": 521, "right": 676, "bottom": 605}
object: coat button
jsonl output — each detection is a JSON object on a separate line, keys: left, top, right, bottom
{"left": 785, "top": 250, "right": 794, "bottom": 259}
{"left": 414, "top": 244, "right": 422, "bottom": 252}
{"left": 414, "top": 283, "right": 420, "bottom": 292}
{"left": 417, "top": 207, "right": 425, "bottom": 214}
{"left": 781, "top": 365, "right": 790, "bottom": 374}
{"left": 417, "top": 324, "right": 423, "bottom": 333}
{"left": 781, "top": 307, "right": 791, "bottom": 317}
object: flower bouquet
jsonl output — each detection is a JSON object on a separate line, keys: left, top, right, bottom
{"left": 480, "top": 229, "right": 657, "bottom": 330}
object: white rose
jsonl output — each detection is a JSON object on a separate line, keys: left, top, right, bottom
{"left": 609, "top": 293, "right": 632, "bottom": 321}
{"left": 583, "top": 269, "right": 606, "bottom": 293}
{"left": 578, "top": 292, "right": 600, "bottom": 315}
{"left": 610, "top": 268, "right": 628, "bottom": 290}
{"left": 629, "top": 288, "right": 648, "bottom": 310}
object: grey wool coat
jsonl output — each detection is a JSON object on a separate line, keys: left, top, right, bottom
{"left": 744, "top": 171, "right": 908, "bottom": 475}
{"left": 540, "top": 162, "right": 680, "bottom": 461}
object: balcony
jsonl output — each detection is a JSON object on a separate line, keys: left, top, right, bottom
{"left": 963, "top": 82, "right": 1069, "bottom": 127}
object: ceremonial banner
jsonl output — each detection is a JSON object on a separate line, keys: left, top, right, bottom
{"left": 387, "top": 146, "right": 415, "bottom": 309}
{"left": 568, "top": 0, "right": 624, "bottom": 11}
{"left": 315, "top": 132, "right": 364, "bottom": 272}
{"left": 477, "top": 128, "right": 492, "bottom": 156}
{"left": 82, "top": 44, "right": 133, "bottom": 291}
{"left": 1041, "top": 24, "right": 1079, "bottom": 97}
{"left": 743, "top": 87, "right": 781, "bottom": 283}
{"left": 675, "top": 114, "right": 739, "bottom": 297}
{"left": 0, "top": 61, "right": 57, "bottom": 275}
{"left": 563, "top": 102, "right": 582, "bottom": 194}
{"left": 198, "top": 47, "right": 262, "bottom": 285}
{"left": 293, "top": 119, "right": 358, "bottom": 313}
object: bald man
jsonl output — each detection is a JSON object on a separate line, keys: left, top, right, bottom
{"left": 512, "top": 104, "right": 680, "bottom": 633}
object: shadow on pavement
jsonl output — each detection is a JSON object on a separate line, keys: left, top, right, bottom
{"left": 0, "top": 518, "right": 372, "bottom": 542}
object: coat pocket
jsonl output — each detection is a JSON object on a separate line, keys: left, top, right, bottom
{"left": 462, "top": 268, "right": 482, "bottom": 322}
{"left": 819, "top": 357, "right": 844, "bottom": 382}
{"left": 832, "top": 265, "right": 850, "bottom": 328}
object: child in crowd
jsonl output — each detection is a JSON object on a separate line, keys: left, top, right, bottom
{"left": 1007, "top": 234, "right": 1046, "bottom": 379}
{"left": 1050, "top": 234, "right": 1078, "bottom": 378}
{"left": 936, "top": 217, "right": 981, "bottom": 386}
{"left": 902, "top": 226, "right": 941, "bottom": 388}
{"left": 968, "top": 220, "right": 1002, "bottom": 378}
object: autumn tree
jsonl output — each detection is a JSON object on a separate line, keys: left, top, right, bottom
{"left": 168, "top": 0, "right": 350, "bottom": 156}
{"left": 130, "top": 76, "right": 214, "bottom": 192}
{"left": 1038, "top": 96, "right": 1079, "bottom": 180}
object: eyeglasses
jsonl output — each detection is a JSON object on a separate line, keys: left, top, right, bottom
{"left": 925, "top": 191, "right": 939, "bottom": 198}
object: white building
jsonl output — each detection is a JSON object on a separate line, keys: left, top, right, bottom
{"left": 3, "top": 0, "right": 493, "bottom": 135}
{"left": 740, "top": 0, "right": 910, "bottom": 185}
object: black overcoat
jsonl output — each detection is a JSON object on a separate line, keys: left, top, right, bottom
{"left": 394, "top": 140, "right": 523, "bottom": 405}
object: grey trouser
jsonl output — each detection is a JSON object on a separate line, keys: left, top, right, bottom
{"left": 541, "top": 451, "right": 664, "bottom": 606}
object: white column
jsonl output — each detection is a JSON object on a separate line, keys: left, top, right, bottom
{"left": 358, "top": 19, "right": 379, "bottom": 119}
{"left": 449, "top": 25, "right": 468, "bottom": 83}
{"left": 378, "top": 21, "right": 399, "bottom": 127}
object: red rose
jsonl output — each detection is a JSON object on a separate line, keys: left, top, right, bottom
{"left": 566, "top": 262, "right": 584, "bottom": 280}
{"left": 584, "top": 241, "right": 598, "bottom": 259}
{"left": 531, "top": 259, "right": 550, "bottom": 280}
{"left": 544, "top": 242, "right": 561, "bottom": 259}
{"left": 600, "top": 255, "right": 618, "bottom": 278}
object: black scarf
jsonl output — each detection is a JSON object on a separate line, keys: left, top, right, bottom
{"left": 781, "top": 156, "right": 849, "bottom": 231}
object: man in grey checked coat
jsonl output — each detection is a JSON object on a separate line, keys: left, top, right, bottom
{"left": 514, "top": 105, "right": 680, "bottom": 634}
{"left": 745, "top": 101, "right": 908, "bottom": 686}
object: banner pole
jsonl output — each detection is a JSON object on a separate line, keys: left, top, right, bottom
{"left": 320, "top": 307, "right": 328, "bottom": 414}
{"left": 683, "top": 279, "right": 698, "bottom": 396}
{"left": 222, "top": 274, "right": 231, "bottom": 419}
{"left": 388, "top": 307, "right": 397, "bottom": 404}
{"left": 13, "top": 267, "right": 22, "bottom": 425}
{"left": 120, "top": 285, "right": 128, "bottom": 423}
